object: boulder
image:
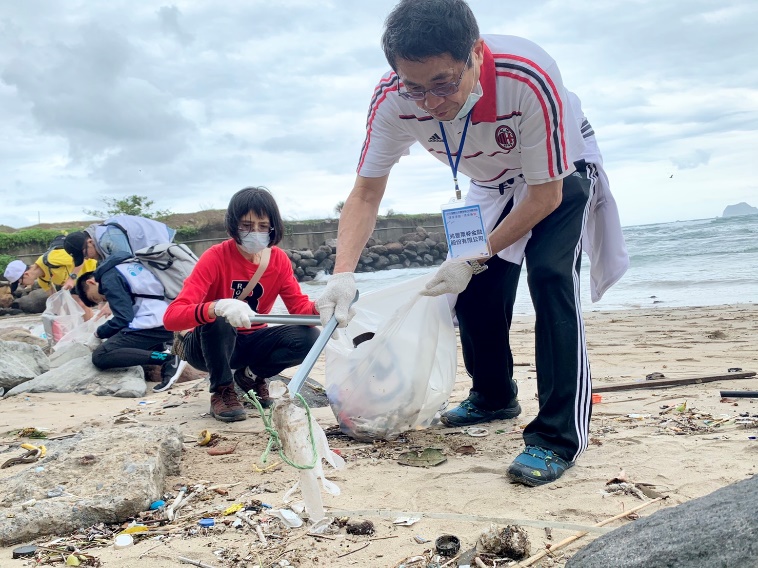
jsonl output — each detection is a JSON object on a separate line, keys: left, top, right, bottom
{"left": 385, "top": 242, "right": 404, "bottom": 254}
{"left": 0, "top": 341, "right": 50, "bottom": 391}
{"left": 0, "top": 425, "right": 182, "bottom": 545}
{"left": 0, "top": 328, "right": 49, "bottom": 354}
{"left": 7, "top": 356, "right": 146, "bottom": 398}
{"left": 48, "top": 343, "right": 91, "bottom": 368}
{"left": 566, "top": 475, "right": 758, "bottom": 568}
{"left": 13, "top": 289, "right": 48, "bottom": 314}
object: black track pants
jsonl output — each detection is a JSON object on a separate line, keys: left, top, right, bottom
{"left": 181, "top": 319, "right": 319, "bottom": 393}
{"left": 455, "top": 166, "right": 595, "bottom": 462}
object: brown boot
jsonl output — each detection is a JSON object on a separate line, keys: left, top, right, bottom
{"left": 234, "top": 367, "right": 271, "bottom": 408}
{"left": 209, "top": 384, "right": 247, "bottom": 422}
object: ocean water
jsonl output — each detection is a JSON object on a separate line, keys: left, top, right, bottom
{"left": 295, "top": 214, "right": 758, "bottom": 316}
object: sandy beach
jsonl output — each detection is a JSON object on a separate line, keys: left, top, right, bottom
{"left": 1, "top": 303, "right": 756, "bottom": 567}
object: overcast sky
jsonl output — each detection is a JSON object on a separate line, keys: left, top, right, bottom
{"left": 1, "top": 1, "right": 756, "bottom": 229}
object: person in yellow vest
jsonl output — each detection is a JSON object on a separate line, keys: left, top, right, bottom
{"left": 20, "top": 249, "right": 97, "bottom": 320}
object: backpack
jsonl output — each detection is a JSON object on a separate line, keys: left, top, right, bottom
{"left": 131, "top": 243, "right": 199, "bottom": 301}
{"left": 93, "top": 215, "right": 177, "bottom": 259}
{"left": 41, "top": 235, "right": 69, "bottom": 271}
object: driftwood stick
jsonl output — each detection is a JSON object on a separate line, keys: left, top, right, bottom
{"left": 254, "top": 524, "right": 267, "bottom": 546}
{"left": 336, "top": 541, "right": 370, "bottom": 558}
{"left": 516, "top": 497, "right": 667, "bottom": 567}
{"left": 592, "top": 371, "right": 755, "bottom": 393}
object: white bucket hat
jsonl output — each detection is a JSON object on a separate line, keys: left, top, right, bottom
{"left": 3, "top": 260, "right": 27, "bottom": 284}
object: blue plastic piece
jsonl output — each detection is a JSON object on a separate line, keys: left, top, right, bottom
{"left": 149, "top": 500, "right": 166, "bottom": 510}
{"left": 198, "top": 518, "right": 215, "bottom": 528}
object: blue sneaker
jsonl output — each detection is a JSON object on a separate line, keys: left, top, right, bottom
{"left": 507, "top": 446, "right": 573, "bottom": 486}
{"left": 440, "top": 397, "right": 521, "bottom": 427}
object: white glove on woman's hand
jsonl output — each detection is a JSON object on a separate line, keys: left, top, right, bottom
{"left": 316, "top": 272, "right": 357, "bottom": 328}
{"left": 84, "top": 333, "right": 102, "bottom": 352}
{"left": 420, "top": 260, "right": 476, "bottom": 297}
{"left": 214, "top": 299, "right": 256, "bottom": 329}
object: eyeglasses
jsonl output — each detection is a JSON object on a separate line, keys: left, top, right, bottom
{"left": 238, "top": 222, "right": 272, "bottom": 235}
{"left": 398, "top": 52, "right": 471, "bottom": 101}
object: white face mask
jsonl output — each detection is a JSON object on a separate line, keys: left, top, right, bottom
{"left": 451, "top": 80, "right": 483, "bottom": 121}
{"left": 239, "top": 232, "right": 270, "bottom": 254}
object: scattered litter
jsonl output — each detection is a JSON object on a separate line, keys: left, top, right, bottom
{"left": 435, "top": 534, "right": 461, "bottom": 557}
{"left": 466, "top": 427, "right": 488, "bottom": 437}
{"left": 149, "top": 500, "right": 165, "bottom": 510}
{"left": 223, "top": 503, "right": 244, "bottom": 515}
{"left": 197, "top": 429, "right": 213, "bottom": 446}
{"left": 206, "top": 442, "right": 238, "bottom": 456}
{"left": 198, "top": 518, "right": 215, "bottom": 528}
{"left": 270, "top": 508, "right": 303, "bottom": 528}
{"left": 414, "top": 535, "right": 430, "bottom": 544}
{"left": 113, "top": 533, "right": 133, "bottom": 549}
{"left": 137, "top": 400, "right": 157, "bottom": 405}
{"left": 12, "top": 545, "right": 37, "bottom": 559}
{"left": 393, "top": 516, "right": 420, "bottom": 526}
{"left": 476, "top": 524, "right": 530, "bottom": 559}
{"left": 398, "top": 448, "right": 447, "bottom": 467}
{"left": 346, "top": 519, "right": 375, "bottom": 535}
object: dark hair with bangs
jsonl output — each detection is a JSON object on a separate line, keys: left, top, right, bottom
{"left": 225, "top": 186, "right": 285, "bottom": 247}
{"left": 75, "top": 271, "right": 98, "bottom": 308}
{"left": 381, "top": 0, "right": 479, "bottom": 69}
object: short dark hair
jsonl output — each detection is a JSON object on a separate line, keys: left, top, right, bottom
{"left": 225, "top": 187, "right": 285, "bottom": 247}
{"left": 381, "top": 0, "right": 479, "bottom": 69}
{"left": 75, "top": 271, "right": 98, "bottom": 307}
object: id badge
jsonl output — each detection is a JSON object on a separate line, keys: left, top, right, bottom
{"left": 441, "top": 201, "right": 490, "bottom": 260}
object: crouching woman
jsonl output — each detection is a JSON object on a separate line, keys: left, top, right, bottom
{"left": 163, "top": 187, "right": 320, "bottom": 423}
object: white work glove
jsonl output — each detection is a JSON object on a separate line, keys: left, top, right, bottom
{"left": 316, "top": 272, "right": 357, "bottom": 329}
{"left": 214, "top": 299, "right": 256, "bottom": 329}
{"left": 420, "top": 259, "right": 477, "bottom": 297}
{"left": 84, "top": 334, "right": 102, "bottom": 352}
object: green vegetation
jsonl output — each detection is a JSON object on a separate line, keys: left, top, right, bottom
{"left": 0, "top": 228, "right": 75, "bottom": 250}
{"left": 0, "top": 254, "right": 14, "bottom": 276}
{"left": 175, "top": 226, "right": 200, "bottom": 240}
{"left": 84, "top": 195, "right": 172, "bottom": 220}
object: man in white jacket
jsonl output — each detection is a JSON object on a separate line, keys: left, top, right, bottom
{"left": 318, "top": 0, "right": 628, "bottom": 486}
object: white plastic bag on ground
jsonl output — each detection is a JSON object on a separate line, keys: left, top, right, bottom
{"left": 270, "top": 381, "right": 345, "bottom": 523}
{"left": 41, "top": 290, "right": 85, "bottom": 347}
{"left": 325, "top": 275, "right": 457, "bottom": 441}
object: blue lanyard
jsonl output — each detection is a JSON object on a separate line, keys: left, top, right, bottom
{"left": 439, "top": 112, "right": 471, "bottom": 201}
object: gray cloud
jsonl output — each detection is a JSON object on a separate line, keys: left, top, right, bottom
{"left": 158, "top": 5, "right": 194, "bottom": 46}
{"left": 0, "top": 0, "right": 756, "bottom": 227}
{"left": 671, "top": 149, "right": 711, "bottom": 170}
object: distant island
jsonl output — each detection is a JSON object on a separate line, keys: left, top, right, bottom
{"left": 722, "top": 202, "right": 758, "bottom": 217}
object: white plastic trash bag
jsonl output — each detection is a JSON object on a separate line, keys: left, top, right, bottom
{"left": 54, "top": 315, "right": 105, "bottom": 351}
{"left": 325, "top": 275, "right": 457, "bottom": 441}
{"left": 41, "top": 290, "right": 85, "bottom": 347}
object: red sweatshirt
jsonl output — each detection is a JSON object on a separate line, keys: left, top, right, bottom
{"left": 163, "top": 239, "right": 317, "bottom": 333}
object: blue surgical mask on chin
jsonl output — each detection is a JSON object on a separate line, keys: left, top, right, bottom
{"left": 449, "top": 80, "right": 483, "bottom": 121}
{"left": 239, "top": 232, "right": 270, "bottom": 254}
